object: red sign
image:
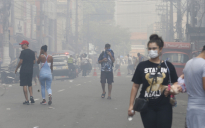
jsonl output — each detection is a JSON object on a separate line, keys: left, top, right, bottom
{"left": 164, "top": 42, "right": 191, "bottom": 50}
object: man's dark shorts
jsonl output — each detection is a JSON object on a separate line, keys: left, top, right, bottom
{"left": 101, "top": 71, "right": 114, "bottom": 84}
{"left": 20, "top": 73, "right": 33, "bottom": 86}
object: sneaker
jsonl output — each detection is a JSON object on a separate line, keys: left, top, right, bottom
{"left": 40, "top": 100, "right": 47, "bottom": 105}
{"left": 30, "top": 96, "right": 35, "bottom": 103}
{"left": 23, "top": 101, "right": 30, "bottom": 105}
{"left": 48, "top": 96, "right": 52, "bottom": 105}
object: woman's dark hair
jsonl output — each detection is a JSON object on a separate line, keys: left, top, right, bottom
{"left": 147, "top": 34, "right": 164, "bottom": 48}
{"left": 41, "top": 45, "right": 47, "bottom": 52}
{"left": 202, "top": 45, "right": 205, "bottom": 52}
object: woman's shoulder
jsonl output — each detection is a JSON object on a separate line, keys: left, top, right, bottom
{"left": 48, "top": 55, "right": 53, "bottom": 58}
{"left": 137, "top": 60, "right": 149, "bottom": 68}
{"left": 139, "top": 60, "right": 149, "bottom": 65}
{"left": 164, "top": 60, "right": 175, "bottom": 68}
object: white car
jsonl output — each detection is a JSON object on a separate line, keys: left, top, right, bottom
{"left": 52, "top": 55, "right": 69, "bottom": 79}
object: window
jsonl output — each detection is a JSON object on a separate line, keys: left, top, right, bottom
{"left": 162, "top": 53, "right": 189, "bottom": 63}
{"left": 53, "top": 57, "right": 67, "bottom": 62}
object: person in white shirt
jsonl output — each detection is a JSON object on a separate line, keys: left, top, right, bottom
{"left": 114, "top": 56, "right": 121, "bottom": 72}
{"left": 81, "top": 53, "right": 88, "bottom": 77}
{"left": 127, "top": 54, "right": 134, "bottom": 75}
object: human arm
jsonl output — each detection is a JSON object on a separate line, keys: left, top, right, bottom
{"left": 15, "top": 59, "right": 23, "bottom": 74}
{"left": 107, "top": 51, "right": 115, "bottom": 63}
{"left": 98, "top": 52, "right": 107, "bottom": 64}
{"left": 203, "top": 65, "right": 205, "bottom": 91}
{"left": 128, "top": 64, "right": 142, "bottom": 116}
{"left": 128, "top": 83, "right": 140, "bottom": 116}
{"left": 50, "top": 56, "right": 53, "bottom": 73}
{"left": 98, "top": 58, "right": 107, "bottom": 63}
{"left": 164, "top": 62, "right": 181, "bottom": 96}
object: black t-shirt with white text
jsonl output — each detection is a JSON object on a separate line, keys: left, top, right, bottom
{"left": 19, "top": 49, "right": 35, "bottom": 74}
{"left": 132, "top": 60, "right": 178, "bottom": 106}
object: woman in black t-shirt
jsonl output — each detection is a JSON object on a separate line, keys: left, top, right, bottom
{"left": 128, "top": 34, "right": 181, "bottom": 128}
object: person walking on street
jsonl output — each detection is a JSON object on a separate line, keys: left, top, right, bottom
{"left": 67, "top": 55, "right": 75, "bottom": 77}
{"left": 127, "top": 54, "right": 134, "bottom": 75}
{"left": 138, "top": 53, "right": 144, "bottom": 63}
{"left": 81, "top": 53, "right": 88, "bottom": 77}
{"left": 33, "top": 51, "right": 39, "bottom": 86}
{"left": 114, "top": 56, "right": 120, "bottom": 72}
{"left": 128, "top": 34, "right": 181, "bottom": 128}
{"left": 98, "top": 44, "right": 115, "bottom": 99}
{"left": 183, "top": 45, "right": 205, "bottom": 128}
{"left": 15, "top": 40, "right": 35, "bottom": 105}
{"left": 37, "top": 45, "right": 53, "bottom": 105}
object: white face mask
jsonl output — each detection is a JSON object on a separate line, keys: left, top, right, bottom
{"left": 148, "top": 50, "right": 159, "bottom": 59}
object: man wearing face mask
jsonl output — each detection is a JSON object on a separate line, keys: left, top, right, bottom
{"left": 128, "top": 34, "right": 182, "bottom": 128}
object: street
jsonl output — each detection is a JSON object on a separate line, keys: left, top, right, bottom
{"left": 0, "top": 65, "right": 188, "bottom": 128}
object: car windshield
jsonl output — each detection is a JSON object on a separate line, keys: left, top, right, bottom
{"left": 53, "top": 56, "right": 67, "bottom": 62}
{"left": 162, "top": 53, "right": 189, "bottom": 63}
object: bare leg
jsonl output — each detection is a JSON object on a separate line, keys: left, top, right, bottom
{"left": 23, "top": 86, "right": 28, "bottom": 101}
{"left": 108, "top": 84, "right": 112, "bottom": 97}
{"left": 28, "top": 86, "right": 33, "bottom": 97}
{"left": 101, "top": 83, "right": 106, "bottom": 94}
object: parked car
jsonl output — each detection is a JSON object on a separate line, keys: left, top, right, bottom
{"left": 52, "top": 55, "right": 69, "bottom": 79}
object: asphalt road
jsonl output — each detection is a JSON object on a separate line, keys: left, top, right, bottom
{"left": 0, "top": 65, "right": 188, "bottom": 128}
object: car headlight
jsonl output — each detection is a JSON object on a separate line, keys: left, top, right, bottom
{"left": 62, "top": 66, "right": 68, "bottom": 69}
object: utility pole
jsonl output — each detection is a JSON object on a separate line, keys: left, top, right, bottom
{"left": 75, "top": 0, "right": 79, "bottom": 54}
{"left": 169, "top": 0, "right": 174, "bottom": 41}
{"left": 166, "top": 1, "right": 169, "bottom": 41}
{"left": 66, "top": 0, "right": 70, "bottom": 49}
{"left": 87, "top": 15, "right": 90, "bottom": 55}
{"left": 156, "top": 2, "right": 167, "bottom": 40}
{"left": 31, "top": 5, "right": 33, "bottom": 39}
{"left": 190, "top": 0, "right": 196, "bottom": 27}
{"left": 176, "top": 0, "right": 182, "bottom": 40}
{"left": 40, "top": 0, "right": 43, "bottom": 45}
{"left": 1, "top": 0, "right": 11, "bottom": 67}
{"left": 37, "top": 0, "right": 44, "bottom": 46}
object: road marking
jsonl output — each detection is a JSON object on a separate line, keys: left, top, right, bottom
{"left": 126, "top": 76, "right": 132, "bottom": 77}
{"left": 6, "top": 108, "right": 11, "bottom": 110}
{"left": 69, "top": 80, "right": 73, "bottom": 82}
{"left": 58, "top": 89, "right": 65, "bottom": 92}
{"left": 76, "top": 84, "right": 81, "bottom": 86}
{"left": 34, "top": 99, "right": 39, "bottom": 101}
{"left": 8, "top": 85, "right": 12, "bottom": 87}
